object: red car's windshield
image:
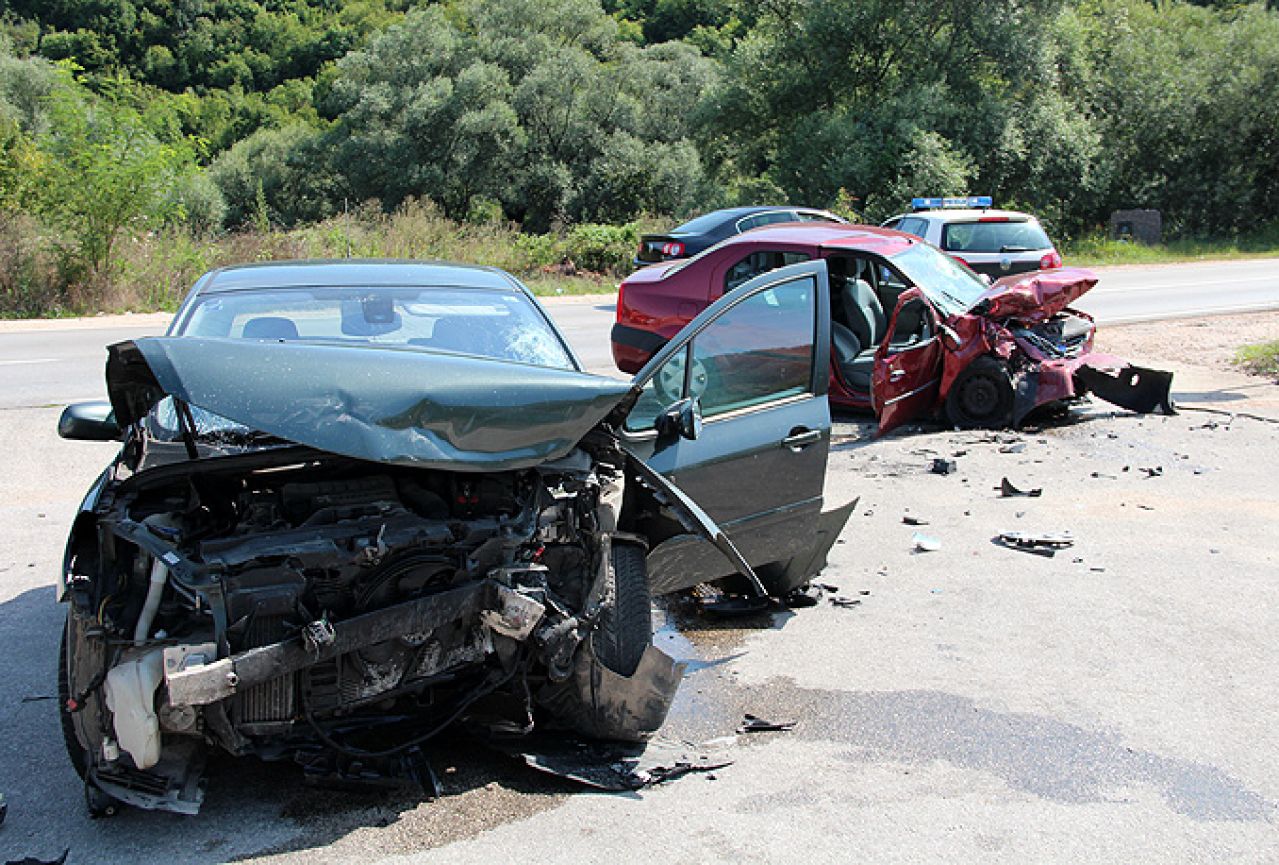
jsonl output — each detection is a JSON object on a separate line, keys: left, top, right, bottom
{"left": 888, "top": 243, "right": 990, "bottom": 316}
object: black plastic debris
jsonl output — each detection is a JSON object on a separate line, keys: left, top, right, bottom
{"left": 1090, "top": 472, "right": 1117, "bottom": 480}
{"left": 784, "top": 584, "right": 824, "bottom": 608}
{"left": 996, "top": 531, "right": 1074, "bottom": 558}
{"left": 702, "top": 595, "right": 772, "bottom": 616}
{"left": 295, "top": 745, "right": 440, "bottom": 798}
{"left": 830, "top": 596, "right": 862, "bottom": 608}
{"left": 739, "top": 714, "right": 796, "bottom": 733}
{"left": 999, "top": 477, "right": 1042, "bottom": 498}
{"left": 1140, "top": 466, "right": 1163, "bottom": 478}
{"left": 931, "top": 458, "right": 957, "bottom": 475}
{"left": 491, "top": 735, "right": 731, "bottom": 791}
{"left": 4, "top": 852, "right": 68, "bottom": 865}
{"left": 902, "top": 514, "right": 929, "bottom": 526}
{"left": 0, "top": 791, "right": 6, "bottom": 827}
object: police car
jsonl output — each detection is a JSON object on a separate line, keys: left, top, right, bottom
{"left": 882, "top": 196, "right": 1063, "bottom": 280}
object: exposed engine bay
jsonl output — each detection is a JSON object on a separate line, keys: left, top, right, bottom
{"left": 62, "top": 447, "right": 675, "bottom": 814}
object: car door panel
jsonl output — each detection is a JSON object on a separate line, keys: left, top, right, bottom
{"left": 873, "top": 288, "right": 944, "bottom": 434}
{"left": 625, "top": 260, "right": 846, "bottom": 595}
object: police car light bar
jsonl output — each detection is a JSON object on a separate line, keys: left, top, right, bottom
{"left": 911, "top": 196, "right": 993, "bottom": 211}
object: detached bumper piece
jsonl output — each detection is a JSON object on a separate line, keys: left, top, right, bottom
{"left": 1074, "top": 364, "right": 1176, "bottom": 416}
{"left": 1013, "top": 362, "right": 1175, "bottom": 427}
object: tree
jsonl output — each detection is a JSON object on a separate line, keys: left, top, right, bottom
{"left": 35, "top": 76, "right": 197, "bottom": 277}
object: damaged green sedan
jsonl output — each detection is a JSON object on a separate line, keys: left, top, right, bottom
{"left": 56, "top": 259, "right": 851, "bottom": 815}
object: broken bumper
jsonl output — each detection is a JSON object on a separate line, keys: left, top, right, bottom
{"left": 1012, "top": 353, "right": 1175, "bottom": 426}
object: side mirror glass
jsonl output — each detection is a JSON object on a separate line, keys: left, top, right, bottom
{"left": 58, "top": 401, "right": 121, "bottom": 441}
{"left": 655, "top": 397, "right": 702, "bottom": 441}
{"left": 939, "top": 324, "right": 963, "bottom": 351}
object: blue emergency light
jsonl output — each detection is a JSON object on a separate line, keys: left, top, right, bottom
{"left": 912, "top": 195, "right": 993, "bottom": 211}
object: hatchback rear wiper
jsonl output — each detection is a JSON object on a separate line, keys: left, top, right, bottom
{"left": 999, "top": 245, "right": 1033, "bottom": 252}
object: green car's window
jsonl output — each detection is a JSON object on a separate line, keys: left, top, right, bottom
{"left": 626, "top": 276, "right": 816, "bottom": 431}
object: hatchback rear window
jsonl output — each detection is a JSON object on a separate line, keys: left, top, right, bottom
{"left": 941, "top": 221, "right": 1051, "bottom": 253}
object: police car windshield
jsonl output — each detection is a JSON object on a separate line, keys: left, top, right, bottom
{"left": 888, "top": 243, "right": 989, "bottom": 315}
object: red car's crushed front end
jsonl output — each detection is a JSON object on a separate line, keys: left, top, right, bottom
{"left": 934, "top": 269, "right": 1175, "bottom": 427}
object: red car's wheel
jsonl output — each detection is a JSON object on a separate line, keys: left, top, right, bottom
{"left": 945, "top": 356, "right": 1014, "bottom": 428}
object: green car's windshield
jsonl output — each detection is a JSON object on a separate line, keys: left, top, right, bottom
{"left": 888, "top": 243, "right": 989, "bottom": 316}
{"left": 180, "top": 285, "right": 575, "bottom": 370}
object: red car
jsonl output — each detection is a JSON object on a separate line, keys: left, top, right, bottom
{"left": 612, "top": 224, "right": 1173, "bottom": 431}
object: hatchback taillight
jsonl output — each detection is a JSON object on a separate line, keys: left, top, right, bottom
{"left": 661, "top": 242, "right": 684, "bottom": 257}
{"left": 1040, "top": 251, "right": 1062, "bottom": 269}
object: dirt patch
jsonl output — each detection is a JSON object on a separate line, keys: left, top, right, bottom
{"left": 1095, "top": 309, "right": 1279, "bottom": 382}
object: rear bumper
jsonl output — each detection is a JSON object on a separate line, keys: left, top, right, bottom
{"left": 611, "top": 323, "right": 667, "bottom": 373}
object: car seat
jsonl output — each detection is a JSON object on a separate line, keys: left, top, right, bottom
{"left": 241, "top": 316, "right": 299, "bottom": 340}
{"left": 831, "top": 279, "right": 884, "bottom": 391}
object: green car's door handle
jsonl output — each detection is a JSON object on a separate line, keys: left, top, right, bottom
{"left": 782, "top": 429, "right": 822, "bottom": 450}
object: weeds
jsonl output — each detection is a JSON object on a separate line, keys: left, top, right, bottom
{"left": 1235, "top": 341, "right": 1279, "bottom": 378}
{"left": 1064, "top": 227, "right": 1279, "bottom": 267}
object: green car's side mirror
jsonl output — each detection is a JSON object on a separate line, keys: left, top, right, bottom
{"left": 59, "top": 401, "right": 122, "bottom": 441}
{"left": 655, "top": 397, "right": 702, "bottom": 441}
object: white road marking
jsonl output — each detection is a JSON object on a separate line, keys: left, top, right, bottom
{"left": 0, "top": 358, "right": 57, "bottom": 366}
{"left": 1091, "top": 274, "right": 1279, "bottom": 294}
{"left": 1097, "top": 301, "right": 1279, "bottom": 324}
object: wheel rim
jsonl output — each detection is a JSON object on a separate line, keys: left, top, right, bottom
{"left": 960, "top": 375, "right": 1000, "bottom": 419}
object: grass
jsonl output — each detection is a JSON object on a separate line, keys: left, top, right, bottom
{"left": 1235, "top": 340, "right": 1279, "bottom": 378}
{"left": 0, "top": 201, "right": 649, "bottom": 317}
{"left": 1063, "top": 230, "right": 1279, "bottom": 267}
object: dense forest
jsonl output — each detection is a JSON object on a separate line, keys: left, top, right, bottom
{"left": 1, "top": 0, "right": 1277, "bottom": 315}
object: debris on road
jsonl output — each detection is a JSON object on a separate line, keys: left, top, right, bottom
{"left": 830, "top": 596, "right": 862, "bottom": 608}
{"left": 996, "top": 531, "right": 1075, "bottom": 558}
{"left": 1090, "top": 471, "right": 1117, "bottom": 480}
{"left": 3, "top": 853, "right": 68, "bottom": 865}
{"left": 931, "top": 458, "right": 958, "bottom": 475}
{"left": 738, "top": 714, "right": 796, "bottom": 734}
{"left": 999, "top": 477, "right": 1043, "bottom": 498}
{"left": 1140, "top": 466, "right": 1164, "bottom": 478}
{"left": 912, "top": 532, "right": 942, "bottom": 553}
{"left": 999, "top": 443, "right": 1027, "bottom": 454}
{"left": 492, "top": 735, "right": 732, "bottom": 791}
{"left": 0, "top": 791, "right": 6, "bottom": 827}
{"left": 902, "top": 514, "right": 929, "bottom": 526}
{"left": 785, "top": 582, "right": 839, "bottom": 607}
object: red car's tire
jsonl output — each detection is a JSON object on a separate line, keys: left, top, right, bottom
{"left": 945, "top": 356, "right": 1014, "bottom": 429}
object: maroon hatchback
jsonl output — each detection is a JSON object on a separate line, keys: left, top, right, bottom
{"left": 611, "top": 223, "right": 1173, "bottom": 431}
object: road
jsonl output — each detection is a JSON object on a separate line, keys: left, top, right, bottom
{"left": 1, "top": 258, "right": 1277, "bottom": 410}
{"left": 0, "top": 261, "right": 1277, "bottom": 863}
{"left": 1072, "top": 258, "right": 1279, "bottom": 323}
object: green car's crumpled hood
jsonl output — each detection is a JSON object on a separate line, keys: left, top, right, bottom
{"left": 106, "top": 337, "right": 636, "bottom": 471}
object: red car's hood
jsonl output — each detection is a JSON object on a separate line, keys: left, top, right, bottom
{"left": 976, "top": 267, "right": 1098, "bottom": 322}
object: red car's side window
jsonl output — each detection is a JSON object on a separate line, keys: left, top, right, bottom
{"left": 724, "top": 250, "right": 811, "bottom": 294}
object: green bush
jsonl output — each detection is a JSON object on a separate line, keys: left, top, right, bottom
{"left": 1235, "top": 341, "right": 1279, "bottom": 379}
{"left": 563, "top": 222, "right": 640, "bottom": 274}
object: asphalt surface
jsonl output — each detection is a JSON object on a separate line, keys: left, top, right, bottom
{"left": 0, "top": 261, "right": 1277, "bottom": 863}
